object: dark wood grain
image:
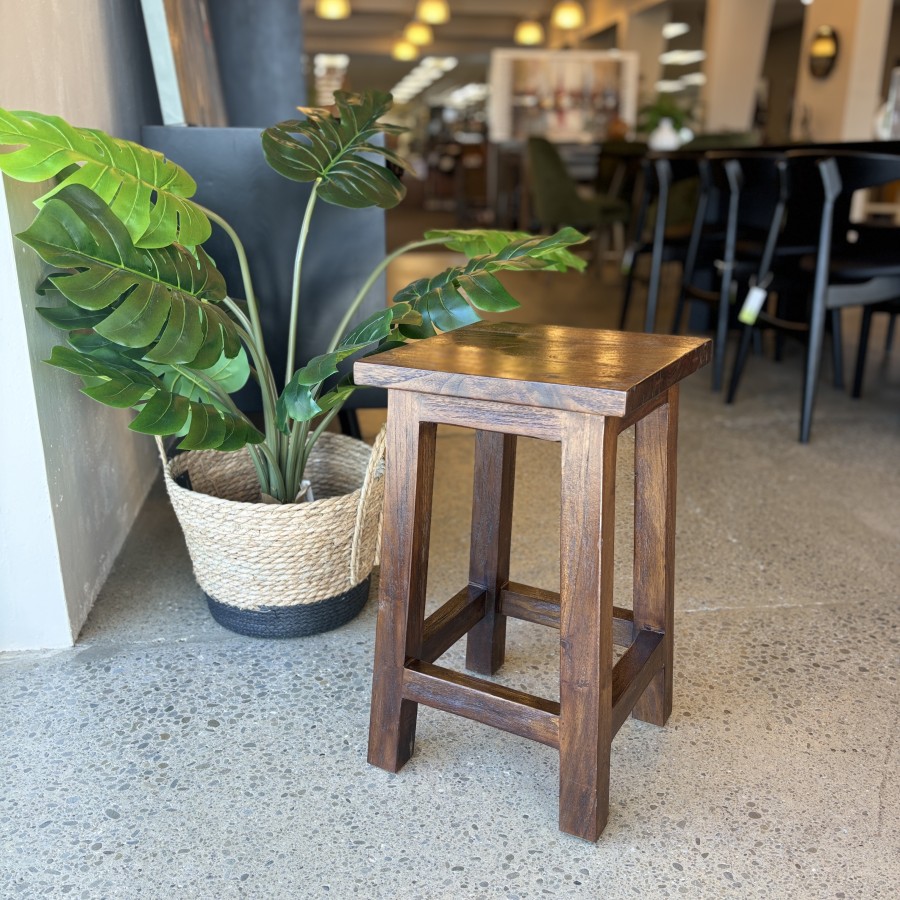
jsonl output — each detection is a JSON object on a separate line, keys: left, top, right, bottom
{"left": 415, "top": 393, "right": 563, "bottom": 441}
{"left": 402, "top": 660, "right": 561, "bottom": 749}
{"left": 631, "top": 387, "right": 678, "bottom": 727}
{"left": 420, "top": 586, "right": 486, "bottom": 665}
{"left": 611, "top": 629, "right": 665, "bottom": 737}
{"left": 367, "top": 390, "right": 436, "bottom": 773}
{"left": 354, "top": 322, "right": 711, "bottom": 417}
{"left": 558, "top": 411, "right": 617, "bottom": 842}
{"left": 500, "top": 583, "right": 635, "bottom": 647}
{"left": 466, "top": 431, "right": 517, "bottom": 675}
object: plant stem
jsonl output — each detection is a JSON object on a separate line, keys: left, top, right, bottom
{"left": 285, "top": 181, "right": 320, "bottom": 385}
{"left": 300, "top": 406, "right": 340, "bottom": 475}
{"left": 325, "top": 236, "right": 446, "bottom": 353}
{"left": 197, "top": 203, "right": 282, "bottom": 490}
{"left": 169, "top": 363, "right": 274, "bottom": 497}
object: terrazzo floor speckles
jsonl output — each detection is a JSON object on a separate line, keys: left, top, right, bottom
{"left": 3, "top": 259, "right": 900, "bottom": 897}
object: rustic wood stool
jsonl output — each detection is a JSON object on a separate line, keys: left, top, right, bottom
{"left": 354, "top": 322, "right": 711, "bottom": 841}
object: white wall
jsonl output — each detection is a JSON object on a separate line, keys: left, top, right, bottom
{"left": 0, "top": 0, "right": 161, "bottom": 649}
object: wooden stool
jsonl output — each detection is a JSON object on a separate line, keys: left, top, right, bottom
{"left": 354, "top": 322, "right": 711, "bottom": 841}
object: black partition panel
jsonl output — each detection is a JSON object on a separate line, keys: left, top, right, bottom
{"left": 142, "top": 125, "right": 387, "bottom": 411}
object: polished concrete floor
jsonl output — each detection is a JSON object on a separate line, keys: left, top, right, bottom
{"left": 2, "top": 239, "right": 899, "bottom": 898}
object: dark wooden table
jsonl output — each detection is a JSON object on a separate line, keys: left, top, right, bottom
{"left": 355, "top": 322, "right": 711, "bottom": 840}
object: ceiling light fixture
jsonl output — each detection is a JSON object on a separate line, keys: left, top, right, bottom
{"left": 415, "top": 0, "right": 450, "bottom": 25}
{"left": 659, "top": 49, "right": 707, "bottom": 66}
{"left": 389, "top": 56, "right": 458, "bottom": 106}
{"left": 551, "top": 1, "right": 585, "bottom": 31}
{"left": 514, "top": 20, "right": 545, "bottom": 46}
{"left": 655, "top": 79, "right": 685, "bottom": 94}
{"left": 661, "top": 22, "right": 690, "bottom": 40}
{"left": 404, "top": 21, "right": 433, "bottom": 46}
{"left": 315, "top": 0, "right": 351, "bottom": 20}
{"left": 392, "top": 39, "right": 419, "bottom": 61}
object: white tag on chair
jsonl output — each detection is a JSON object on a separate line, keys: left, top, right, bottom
{"left": 621, "top": 245, "right": 635, "bottom": 275}
{"left": 739, "top": 285, "right": 767, "bottom": 325}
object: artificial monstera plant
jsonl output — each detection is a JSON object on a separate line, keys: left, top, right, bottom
{"left": 0, "top": 92, "right": 586, "bottom": 503}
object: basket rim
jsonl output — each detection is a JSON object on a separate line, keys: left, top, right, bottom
{"left": 163, "top": 431, "right": 373, "bottom": 513}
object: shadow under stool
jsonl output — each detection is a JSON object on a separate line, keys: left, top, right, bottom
{"left": 354, "top": 322, "right": 711, "bottom": 841}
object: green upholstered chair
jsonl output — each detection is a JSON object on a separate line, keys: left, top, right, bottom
{"left": 527, "top": 137, "right": 630, "bottom": 234}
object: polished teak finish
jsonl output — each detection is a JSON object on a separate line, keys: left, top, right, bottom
{"left": 356, "top": 322, "right": 711, "bottom": 841}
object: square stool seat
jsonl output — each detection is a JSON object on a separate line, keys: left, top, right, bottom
{"left": 355, "top": 322, "right": 711, "bottom": 841}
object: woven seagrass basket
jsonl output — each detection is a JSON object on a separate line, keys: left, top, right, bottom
{"left": 158, "top": 428, "right": 386, "bottom": 638}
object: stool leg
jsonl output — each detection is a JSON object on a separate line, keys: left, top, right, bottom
{"left": 558, "top": 414, "right": 617, "bottom": 841}
{"left": 466, "top": 431, "right": 517, "bottom": 676}
{"left": 368, "top": 391, "right": 437, "bottom": 773}
{"left": 632, "top": 386, "right": 678, "bottom": 726}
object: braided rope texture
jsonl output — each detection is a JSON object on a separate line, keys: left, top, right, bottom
{"left": 161, "top": 430, "right": 386, "bottom": 615}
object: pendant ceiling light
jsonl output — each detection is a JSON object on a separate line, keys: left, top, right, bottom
{"left": 315, "top": 0, "right": 351, "bottom": 20}
{"left": 514, "top": 20, "right": 545, "bottom": 46}
{"left": 415, "top": 1, "right": 450, "bottom": 26}
{"left": 551, "top": 1, "right": 585, "bottom": 31}
{"left": 392, "top": 40, "right": 419, "bottom": 62}
{"left": 404, "top": 21, "right": 434, "bottom": 46}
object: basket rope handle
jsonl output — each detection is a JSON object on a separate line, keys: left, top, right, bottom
{"left": 154, "top": 435, "right": 170, "bottom": 468}
{"left": 350, "top": 424, "right": 387, "bottom": 584}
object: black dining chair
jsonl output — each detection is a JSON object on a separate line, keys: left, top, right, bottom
{"left": 852, "top": 298, "right": 899, "bottom": 397}
{"left": 729, "top": 150, "right": 900, "bottom": 442}
{"left": 674, "top": 151, "right": 788, "bottom": 390}
{"left": 619, "top": 151, "right": 707, "bottom": 333}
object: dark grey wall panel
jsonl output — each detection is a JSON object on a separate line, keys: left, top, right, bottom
{"left": 143, "top": 126, "right": 387, "bottom": 410}
{"left": 206, "top": 0, "right": 306, "bottom": 127}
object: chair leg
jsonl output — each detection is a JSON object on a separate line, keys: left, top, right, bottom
{"left": 466, "top": 431, "right": 516, "bottom": 676}
{"left": 801, "top": 299, "right": 828, "bottom": 443}
{"left": 852, "top": 306, "right": 875, "bottom": 399}
{"left": 338, "top": 408, "right": 362, "bottom": 439}
{"left": 726, "top": 325, "right": 754, "bottom": 405}
{"left": 619, "top": 254, "right": 637, "bottom": 330}
{"left": 886, "top": 311, "right": 897, "bottom": 355}
{"left": 830, "top": 309, "right": 844, "bottom": 390}
{"left": 368, "top": 391, "right": 437, "bottom": 773}
{"left": 671, "top": 291, "right": 688, "bottom": 336}
{"left": 712, "top": 278, "right": 732, "bottom": 392}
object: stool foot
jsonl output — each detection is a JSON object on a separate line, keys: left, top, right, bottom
{"left": 558, "top": 413, "right": 617, "bottom": 841}
{"left": 632, "top": 388, "right": 678, "bottom": 726}
{"left": 368, "top": 393, "right": 437, "bottom": 772}
{"left": 466, "top": 431, "right": 516, "bottom": 676}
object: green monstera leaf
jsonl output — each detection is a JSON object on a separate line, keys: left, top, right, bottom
{"left": 18, "top": 184, "right": 238, "bottom": 368}
{"left": 275, "top": 303, "right": 417, "bottom": 430}
{"left": 394, "top": 229, "right": 589, "bottom": 336}
{"left": 262, "top": 90, "right": 412, "bottom": 209}
{"left": 425, "top": 227, "right": 588, "bottom": 272}
{"left": 47, "top": 346, "right": 263, "bottom": 451}
{"left": 0, "top": 108, "right": 210, "bottom": 248}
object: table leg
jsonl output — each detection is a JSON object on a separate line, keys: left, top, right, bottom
{"left": 558, "top": 413, "right": 617, "bottom": 841}
{"left": 632, "top": 386, "right": 678, "bottom": 726}
{"left": 466, "top": 430, "right": 517, "bottom": 676}
{"left": 368, "top": 391, "right": 437, "bottom": 772}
